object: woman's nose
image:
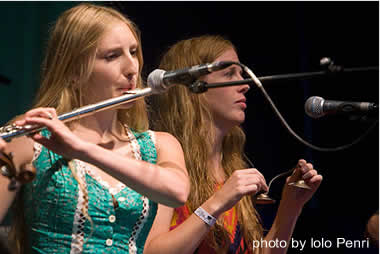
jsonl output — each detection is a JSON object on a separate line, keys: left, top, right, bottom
{"left": 239, "top": 84, "right": 250, "bottom": 94}
{"left": 122, "top": 54, "right": 138, "bottom": 79}
{"left": 236, "top": 72, "right": 250, "bottom": 93}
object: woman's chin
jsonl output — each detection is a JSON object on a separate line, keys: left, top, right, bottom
{"left": 117, "top": 101, "right": 136, "bottom": 110}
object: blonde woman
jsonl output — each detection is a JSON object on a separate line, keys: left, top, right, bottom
{"left": 145, "top": 35, "right": 322, "bottom": 254}
{"left": 0, "top": 4, "right": 189, "bottom": 253}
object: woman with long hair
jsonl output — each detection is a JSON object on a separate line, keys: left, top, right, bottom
{"left": 0, "top": 4, "right": 189, "bottom": 253}
{"left": 145, "top": 35, "right": 322, "bottom": 254}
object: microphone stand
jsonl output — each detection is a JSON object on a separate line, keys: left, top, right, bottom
{"left": 188, "top": 65, "right": 379, "bottom": 93}
{"left": 190, "top": 61, "right": 378, "bottom": 152}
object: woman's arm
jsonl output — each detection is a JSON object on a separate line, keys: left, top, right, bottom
{"left": 79, "top": 131, "right": 190, "bottom": 207}
{"left": 262, "top": 159, "right": 323, "bottom": 254}
{"left": 144, "top": 204, "right": 209, "bottom": 254}
{"left": 16, "top": 108, "right": 190, "bottom": 207}
{"left": 144, "top": 168, "right": 268, "bottom": 254}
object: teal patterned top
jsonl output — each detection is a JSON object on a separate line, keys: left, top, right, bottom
{"left": 22, "top": 128, "right": 158, "bottom": 254}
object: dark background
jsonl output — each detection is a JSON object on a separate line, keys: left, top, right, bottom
{"left": 0, "top": 2, "right": 378, "bottom": 253}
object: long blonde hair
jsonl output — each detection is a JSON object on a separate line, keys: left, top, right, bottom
{"left": 34, "top": 3, "right": 148, "bottom": 131}
{"left": 9, "top": 4, "right": 148, "bottom": 253}
{"left": 150, "top": 35, "right": 263, "bottom": 253}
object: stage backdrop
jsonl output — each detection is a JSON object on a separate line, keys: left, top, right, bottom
{"left": 0, "top": 2, "right": 378, "bottom": 254}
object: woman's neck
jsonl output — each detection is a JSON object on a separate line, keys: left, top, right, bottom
{"left": 208, "top": 124, "right": 227, "bottom": 183}
{"left": 72, "top": 110, "right": 128, "bottom": 144}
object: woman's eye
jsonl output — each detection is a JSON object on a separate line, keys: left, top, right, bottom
{"left": 105, "top": 53, "right": 118, "bottom": 61}
{"left": 130, "top": 48, "right": 137, "bottom": 56}
{"left": 224, "top": 71, "right": 237, "bottom": 79}
{"left": 224, "top": 71, "right": 234, "bottom": 77}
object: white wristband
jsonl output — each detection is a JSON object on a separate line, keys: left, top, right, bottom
{"left": 194, "top": 207, "right": 217, "bottom": 227}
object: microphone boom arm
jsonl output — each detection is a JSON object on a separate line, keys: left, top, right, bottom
{"left": 190, "top": 66, "right": 379, "bottom": 93}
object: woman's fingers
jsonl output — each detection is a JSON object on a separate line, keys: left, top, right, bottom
{"left": 14, "top": 107, "right": 58, "bottom": 127}
{"left": 231, "top": 170, "right": 268, "bottom": 193}
{"left": 302, "top": 169, "right": 317, "bottom": 180}
{"left": 24, "top": 107, "right": 57, "bottom": 118}
{"left": 305, "top": 174, "right": 323, "bottom": 189}
{"left": 243, "top": 175, "right": 268, "bottom": 192}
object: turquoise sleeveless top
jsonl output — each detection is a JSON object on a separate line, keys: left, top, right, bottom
{"left": 22, "top": 128, "right": 158, "bottom": 253}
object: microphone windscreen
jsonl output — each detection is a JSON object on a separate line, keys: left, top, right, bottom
{"left": 147, "top": 69, "right": 166, "bottom": 93}
{"left": 305, "top": 96, "right": 325, "bottom": 118}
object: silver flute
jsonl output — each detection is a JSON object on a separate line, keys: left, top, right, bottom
{"left": 0, "top": 87, "right": 153, "bottom": 142}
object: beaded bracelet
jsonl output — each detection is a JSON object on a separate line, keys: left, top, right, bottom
{"left": 194, "top": 207, "right": 217, "bottom": 227}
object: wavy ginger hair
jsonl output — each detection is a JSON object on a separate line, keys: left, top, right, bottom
{"left": 150, "top": 35, "right": 263, "bottom": 253}
{"left": 9, "top": 4, "right": 148, "bottom": 253}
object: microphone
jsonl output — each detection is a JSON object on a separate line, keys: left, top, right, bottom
{"left": 147, "top": 61, "right": 234, "bottom": 93}
{"left": 305, "top": 96, "right": 378, "bottom": 118}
